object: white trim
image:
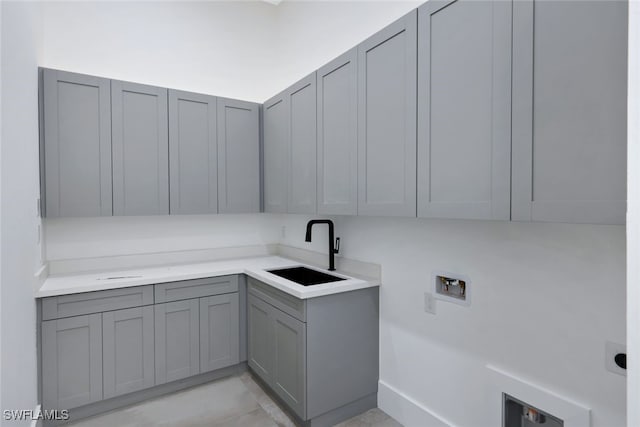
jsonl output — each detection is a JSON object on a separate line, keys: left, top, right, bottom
{"left": 30, "top": 404, "right": 42, "bottom": 427}
{"left": 378, "top": 380, "right": 452, "bottom": 427}
{"left": 486, "top": 365, "right": 590, "bottom": 427}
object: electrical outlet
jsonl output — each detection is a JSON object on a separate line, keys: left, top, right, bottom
{"left": 281, "top": 226, "right": 286, "bottom": 239}
{"left": 424, "top": 292, "right": 436, "bottom": 315}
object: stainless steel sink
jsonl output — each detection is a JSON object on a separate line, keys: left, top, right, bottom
{"left": 267, "top": 267, "right": 346, "bottom": 286}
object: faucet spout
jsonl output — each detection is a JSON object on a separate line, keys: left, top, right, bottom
{"left": 304, "top": 219, "right": 338, "bottom": 271}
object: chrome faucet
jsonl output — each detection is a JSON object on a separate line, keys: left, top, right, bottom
{"left": 305, "top": 219, "right": 340, "bottom": 271}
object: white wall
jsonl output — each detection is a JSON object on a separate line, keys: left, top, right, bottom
{"left": 627, "top": 0, "right": 639, "bottom": 425}
{"left": 45, "top": 214, "right": 282, "bottom": 262}
{"left": 1, "top": 1, "right": 44, "bottom": 424}
{"left": 281, "top": 216, "right": 627, "bottom": 427}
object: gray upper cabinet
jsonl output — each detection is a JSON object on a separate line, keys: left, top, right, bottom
{"left": 357, "top": 11, "right": 418, "bottom": 217}
{"left": 287, "top": 73, "right": 317, "bottom": 214}
{"left": 168, "top": 90, "right": 218, "bottom": 215}
{"left": 217, "top": 98, "right": 261, "bottom": 213}
{"left": 317, "top": 49, "right": 358, "bottom": 216}
{"left": 112, "top": 80, "right": 169, "bottom": 216}
{"left": 511, "top": 0, "right": 627, "bottom": 224}
{"left": 417, "top": 0, "right": 512, "bottom": 220}
{"left": 155, "top": 299, "right": 200, "bottom": 384}
{"left": 102, "top": 306, "right": 155, "bottom": 399}
{"left": 42, "top": 314, "right": 103, "bottom": 410}
{"left": 42, "top": 69, "right": 112, "bottom": 218}
{"left": 263, "top": 93, "right": 289, "bottom": 213}
{"left": 199, "top": 293, "right": 240, "bottom": 372}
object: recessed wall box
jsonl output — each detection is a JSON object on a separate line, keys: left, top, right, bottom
{"left": 433, "top": 271, "right": 470, "bottom": 306}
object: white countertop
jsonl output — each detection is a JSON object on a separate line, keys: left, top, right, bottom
{"left": 37, "top": 256, "right": 379, "bottom": 299}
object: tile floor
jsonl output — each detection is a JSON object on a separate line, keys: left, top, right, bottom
{"left": 67, "top": 372, "right": 402, "bottom": 427}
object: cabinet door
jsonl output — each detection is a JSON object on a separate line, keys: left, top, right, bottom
{"left": 511, "top": 0, "right": 627, "bottom": 224}
{"left": 247, "top": 295, "right": 274, "bottom": 383}
{"left": 417, "top": 0, "right": 511, "bottom": 220}
{"left": 317, "top": 49, "right": 358, "bottom": 216}
{"left": 168, "top": 90, "right": 218, "bottom": 215}
{"left": 102, "top": 306, "right": 154, "bottom": 398}
{"left": 42, "top": 314, "right": 102, "bottom": 409}
{"left": 357, "top": 11, "right": 417, "bottom": 217}
{"left": 263, "top": 93, "right": 289, "bottom": 213}
{"left": 287, "top": 73, "right": 317, "bottom": 214}
{"left": 155, "top": 300, "right": 200, "bottom": 384}
{"left": 272, "top": 308, "right": 306, "bottom": 419}
{"left": 200, "top": 294, "right": 240, "bottom": 372}
{"left": 217, "top": 98, "right": 260, "bottom": 213}
{"left": 112, "top": 81, "right": 169, "bottom": 215}
{"left": 42, "top": 69, "right": 112, "bottom": 218}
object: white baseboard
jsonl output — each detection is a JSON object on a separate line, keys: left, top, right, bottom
{"left": 30, "top": 404, "right": 42, "bottom": 427}
{"left": 378, "top": 381, "right": 453, "bottom": 427}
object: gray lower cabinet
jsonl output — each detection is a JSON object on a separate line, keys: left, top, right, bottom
{"left": 417, "top": 0, "right": 512, "bottom": 220}
{"left": 272, "top": 307, "right": 306, "bottom": 417}
{"left": 247, "top": 278, "right": 379, "bottom": 425}
{"left": 217, "top": 98, "right": 261, "bottom": 213}
{"left": 41, "top": 276, "right": 242, "bottom": 414}
{"left": 168, "top": 90, "right": 218, "bottom": 215}
{"left": 287, "top": 73, "right": 317, "bottom": 214}
{"left": 316, "top": 49, "right": 358, "bottom": 216}
{"left": 41, "top": 69, "right": 112, "bottom": 218}
{"left": 263, "top": 93, "right": 289, "bottom": 213}
{"left": 357, "top": 10, "right": 417, "bottom": 217}
{"left": 103, "top": 306, "right": 155, "bottom": 399}
{"left": 112, "top": 80, "right": 169, "bottom": 216}
{"left": 511, "top": 0, "right": 627, "bottom": 224}
{"left": 42, "top": 314, "right": 103, "bottom": 410}
{"left": 200, "top": 293, "right": 240, "bottom": 372}
{"left": 155, "top": 299, "right": 200, "bottom": 384}
{"left": 247, "top": 294, "right": 274, "bottom": 383}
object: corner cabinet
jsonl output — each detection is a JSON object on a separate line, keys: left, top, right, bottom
{"left": 247, "top": 278, "right": 379, "bottom": 425}
{"left": 357, "top": 11, "right": 417, "bottom": 217}
{"left": 40, "top": 276, "right": 243, "bottom": 417}
{"left": 511, "top": 0, "right": 627, "bottom": 224}
{"left": 263, "top": 93, "right": 289, "bottom": 213}
{"left": 417, "top": 0, "right": 512, "bottom": 220}
{"left": 263, "top": 73, "right": 318, "bottom": 215}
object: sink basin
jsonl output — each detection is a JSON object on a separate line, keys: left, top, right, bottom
{"left": 267, "top": 267, "right": 346, "bottom": 286}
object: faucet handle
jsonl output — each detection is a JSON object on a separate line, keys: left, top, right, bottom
{"left": 334, "top": 237, "right": 340, "bottom": 254}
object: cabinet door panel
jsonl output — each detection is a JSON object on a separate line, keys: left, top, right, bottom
{"left": 512, "top": 0, "right": 627, "bottom": 224}
{"left": 42, "top": 69, "right": 112, "bottom": 217}
{"left": 112, "top": 81, "right": 169, "bottom": 215}
{"left": 272, "top": 308, "right": 306, "bottom": 419}
{"left": 263, "top": 94, "right": 289, "bottom": 213}
{"left": 217, "top": 98, "right": 260, "bottom": 213}
{"left": 155, "top": 300, "right": 200, "bottom": 384}
{"left": 287, "top": 73, "right": 317, "bottom": 214}
{"left": 317, "top": 49, "right": 358, "bottom": 215}
{"left": 169, "top": 90, "right": 218, "bottom": 214}
{"left": 42, "top": 314, "right": 102, "bottom": 409}
{"left": 103, "top": 306, "right": 154, "bottom": 398}
{"left": 417, "top": 0, "right": 511, "bottom": 220}
{"left": 357, "top": 11, "right": 417, "bottom": 217}
{"left": 247, "top": 295, "right": 274, "bottom": 383}
{"left": 200, "top": 294, "right": 240, "bottom": 372}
